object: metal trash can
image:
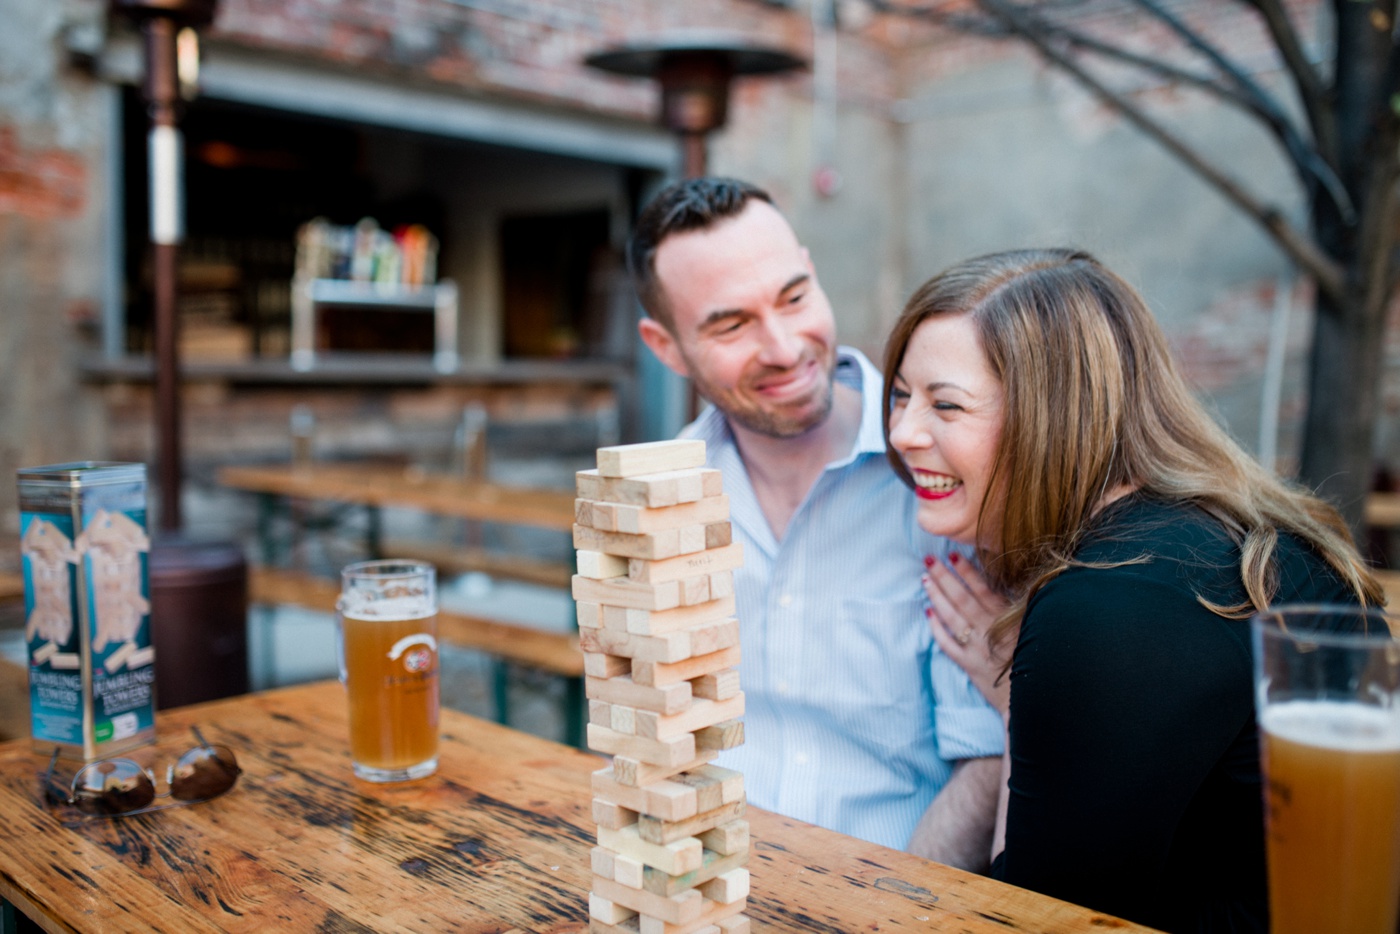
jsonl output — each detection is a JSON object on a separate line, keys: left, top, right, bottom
{"left": 149, "top": 536, "right": 249, "bottom": 709}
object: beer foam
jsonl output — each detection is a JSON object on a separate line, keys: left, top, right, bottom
{"left": 1262, "top": 700, "right": 1400, "bottom": 753}
{"left": 339, "top": 593, "right": 434, "bottom": 621}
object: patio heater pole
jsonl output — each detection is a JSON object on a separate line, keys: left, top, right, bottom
{"left": 111, "top": 0, "right": 218, "bottom": 531}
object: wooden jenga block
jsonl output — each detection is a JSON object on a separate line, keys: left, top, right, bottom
{"left": 671, "top": 765, "right": 744, "bottom": 813}
{"left": 698, "top": 819, "right": 748, "bottom": 856}
{"left": 578, "top": 601, "right": 604, "bottom": 629}
{"left": 593, "top": 699, "right": 642, "bottom": 735}
{"left": 591, "top": 845, "right": 616, "bottom": 879}
{"left": 634, "top": 695, "right": 746, "bottom": 742}
{"left": 633, "top": 645, "right": 742, "bottom": 688}
{"left": 579, "top": 495, "right": 730, "bottom": 534}
{"left": 638, "top": 896, "right": 747, "bottom": 934}
{"left": 597, "top": 823, "right": 703, "bottom": 876}
{"left": 678, "top": 575, "right": 711, "bottom": 607}
{"left": 589, "top": 919, "right": 641, "bottom": 934}
{"left": 715, "top": 915, "right": 749, "bottom": 934}
{"left": 609, "top": 703, "right": 637, "bottom": 735}
{"left": 615, "top": 749, "right": 718, "bottom": 787}
{"left": 642, "top": 848, "right": 749, "bottom": 897}
{"left": 607, "top": 596, "right": 736, "bottom": 636}
{"left": 613, "top": 852, "right": 646, "bottom": 889}
{"left": 589, "top": 918, "right": 640, "bottom": 934}
{"left": 592, "top": 873, "right": 705, "bottom": 926}
{"left": 588, "top": 723, "right": 697, "bottom": 768}
{"left": 593, "top": 767, "right": 699, "bottom": 822}
{"left": 694, "top": 719, "right": 744, "bottom": 751}
{"left": 639, "top": 798, "right": 747, "bottom": 845}
{"left": 707, "top": 572, "right": 734, "bottom": 600}
{"left": 597, "top": 440, "right": 706, "bottom": 478}
{"left": 585, "top": 675, "right": 692, "bottom": 715}
{"left": 573, "top": 576, "right": 682, "bottom": 612}
{"left": 578, "top": 550, "right": 630, "bottom": 580}
{"left": 584, "top": 652, "right": 631, "bottom": 679}
{"left": 704, "top": 522, "right": 732, "bottom": 549}
{"left": 576, "top": 468, "right": 721, "bottom": 508}
{"left": 628, "top": 543, "right": 744, "bottom": 585}
{"left": 589, "top": 698, "right": 612, "bottom": 727}
{"left": 691, "top": 669, "right": 741, "bottom": 702}
{"left": 582, "top": 618, "right": 739, "bottom": 665}
{"left": 590, "top": 893, "right": 639, "bottom": 925}
{"left": 593, "top": 796, "right": 640, "bottom": 830}
{"left": 575, "top": 525, "right": 706, "bottom": 561}
{"left": 698, "top": 869, "right": 749, "bottom": 905}
{"left": 677, "top": 525, "right": 707, "bottom": 555}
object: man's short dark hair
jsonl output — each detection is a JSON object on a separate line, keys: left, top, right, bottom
{"left": 627, "top": 177, "right": 774, "bottom": 330}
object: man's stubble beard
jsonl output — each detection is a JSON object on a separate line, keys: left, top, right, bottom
{"left": 687, "top": 350, "right": 837, "bottom": 440}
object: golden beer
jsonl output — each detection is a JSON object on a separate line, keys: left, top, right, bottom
{"left": 338, "top": 560, "right": 439, "bottom": 782}
{"left": 1260, "top": 700, "right": 1400, "bottom": 934}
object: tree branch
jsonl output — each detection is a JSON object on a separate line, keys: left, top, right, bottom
{"left": 973, "top": 0, "right": 1346, "bottom": 300}
{"left": 1236, "top": 0, "right": 1332, "bottom": 154}
{"left": 1127, "top": 0, "right": 1353, "bottom": 222}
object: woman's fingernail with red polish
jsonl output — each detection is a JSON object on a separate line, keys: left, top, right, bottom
{"left": 923, "top": 555, "right": 935, "bottom": 568}
{"left": 949, "top": 553, "right": 960, "bottom": 564}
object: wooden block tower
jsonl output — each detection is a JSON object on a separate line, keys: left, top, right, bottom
{"left": 574, "top": 439, "right": 751, "bottom": 934}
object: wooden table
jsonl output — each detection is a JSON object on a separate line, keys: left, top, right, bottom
{"left": 0, "top": 682, "right": 1154, "bottom": 933}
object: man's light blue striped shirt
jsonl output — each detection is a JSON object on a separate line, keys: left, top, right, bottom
{"left": 683, "top": 347, "right": 1004, "bottom": 850}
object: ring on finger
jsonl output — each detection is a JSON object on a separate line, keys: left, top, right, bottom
{"left": 956, "top": 628, "right": 972, "bottom": 646}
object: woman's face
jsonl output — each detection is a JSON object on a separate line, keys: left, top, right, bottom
{"left": 888, "top": 314, "right": 1005, "bottom": 548}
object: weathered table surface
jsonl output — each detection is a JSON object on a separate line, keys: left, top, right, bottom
{"left": 218, "top": 463, "right": 577, "bottom": 532}
{"left": 0, "top": 681, "right": 1152, "bottom": 933}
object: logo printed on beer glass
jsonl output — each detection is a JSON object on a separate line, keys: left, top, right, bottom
{"left": 388, "top": 633, "right": 437, "bottom": 661}
{"left": 403, "top": 648, "right": 432, "bottom": 673}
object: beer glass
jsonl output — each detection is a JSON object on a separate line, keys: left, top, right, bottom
{"left": 337, "top": 560, "right": 440, "bottom": 782}
{"left": 1252, "top": 604, "right": 1400, "bottom": 934}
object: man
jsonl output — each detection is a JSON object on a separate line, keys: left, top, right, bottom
{"left": 627, "top": 177, "right": 1003, "bottom": 868}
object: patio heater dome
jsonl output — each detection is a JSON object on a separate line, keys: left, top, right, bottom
{"left": 585, "top": 31, "right": 806, "bottom": 177}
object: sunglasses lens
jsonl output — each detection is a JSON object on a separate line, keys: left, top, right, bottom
{"left": 170, "top": 745, "right": 240, "bottom": 801}
{"left": 71, "top": 760, "right": 156, "bottom": 815}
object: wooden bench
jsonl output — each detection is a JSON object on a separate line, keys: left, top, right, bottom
{"left": 1378, "top": 569, "right": 1400, "bottom": 610}
{"left": 1368, "top": 492, "right": 1400, "bottom": 530}
{"left": 247, "top": 567, "right": 585, "bottom": 745}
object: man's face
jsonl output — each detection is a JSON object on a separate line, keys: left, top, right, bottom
{"left": 639, "top": 201, "right": 839, "bottom": 438}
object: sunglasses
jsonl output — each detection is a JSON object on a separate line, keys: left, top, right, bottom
{"left": 43, "top": 727, "right": 242, "bottom": 820}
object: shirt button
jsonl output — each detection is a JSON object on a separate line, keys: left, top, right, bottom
{"left": 776, "top": 681, "right": 790, "bottom": 695}
{"left": 778, "top": 593, "right": 794, "bottom": 607}
{"left": 793, "top": 752, "right": 809, "bottom": 766}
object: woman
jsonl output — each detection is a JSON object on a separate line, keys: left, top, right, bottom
{"left": 882, "top": 249, "right": 1383, "bottom": 933}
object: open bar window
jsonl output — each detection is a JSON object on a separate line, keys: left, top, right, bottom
{"left": 118, "top": 90, "right": 646, "bottom": 370}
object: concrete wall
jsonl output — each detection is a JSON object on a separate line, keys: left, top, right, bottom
{"left": 0, "top": 1, "right": 113, "bottom": 531}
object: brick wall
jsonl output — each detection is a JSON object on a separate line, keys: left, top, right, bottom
{"left": 210, "top": 0, "right": 829, "bottom": 118}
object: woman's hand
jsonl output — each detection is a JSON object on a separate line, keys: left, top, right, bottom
{"left": 924, "top": 553, "right": 1016, "bottom": 717}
